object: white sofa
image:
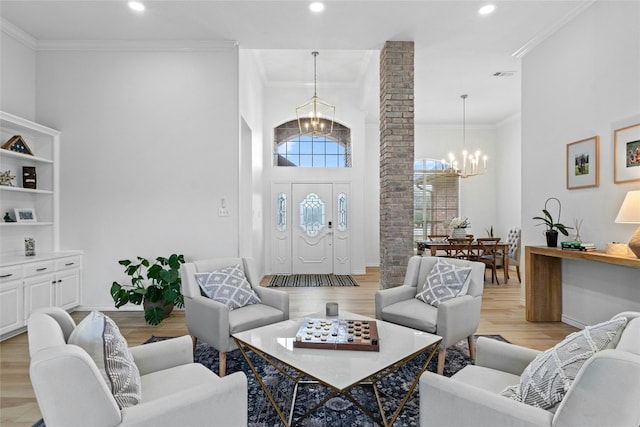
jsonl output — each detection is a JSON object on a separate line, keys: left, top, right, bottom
{"left": 28, "top": 307, "right": 248, "bottom": 427}
{"left": 375, "top": 255, "right": 485, "bottom": 374}
{"left": 419, "top": 311, "right": 640, "bottom": 427}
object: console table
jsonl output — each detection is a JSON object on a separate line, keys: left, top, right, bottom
{"left": 525, "top": 246, "right": 640, "bottom": 322}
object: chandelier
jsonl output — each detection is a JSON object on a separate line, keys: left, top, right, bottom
{"left": 440, "top": 94, "right": 488, "bottom": 178}
{"left": 296, "top": 51, "right": 335, "bottom": 135}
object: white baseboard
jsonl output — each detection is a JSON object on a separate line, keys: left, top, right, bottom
{"left": 561, "top": 314, "right": 586, "bottom": 329}
{"left": 76, "top": 304, "right": 133, "bottom": 312}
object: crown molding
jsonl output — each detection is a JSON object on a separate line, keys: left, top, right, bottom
{"left": 36, "top": 39, "right": 238, "bottom": 52}
{"left": 512, "top": 0, "right": 596, "bottom": 58}
{"left": 1, "top": 18, "right": 37, "bottom": 50}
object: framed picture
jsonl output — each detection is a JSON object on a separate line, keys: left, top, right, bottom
{"left": 566, "top": 136, "right": 599, "bottom": 189}
{"left": 614, "top": 122, "right": 640, "bottom": 184}
{"left": 14, "top": 208, "right": 37, "bottom": 223}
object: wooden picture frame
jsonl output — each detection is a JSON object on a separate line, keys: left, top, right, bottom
{"left": 1, "top": 135, "right": 34, "bottom": 155}
{"left": 566, "top": 136, "right": 599, "bottom": 189}
{"left": 614, "top": 123, "right": 640, "bottom": 184}
{"left": 14, "top": 208, "right": 37, "bottom": 223}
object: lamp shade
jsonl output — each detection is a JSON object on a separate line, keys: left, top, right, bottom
{"left": 615, "top": 190, "right": 640, "bottom": 223}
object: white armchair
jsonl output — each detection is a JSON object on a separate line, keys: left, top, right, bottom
{"left": 28, "top": 307, "right": 247, "bottom": 427}
{"left": 180, "top": 257, "right": 289, "bottom": 376}
{"left": 419, "top": 312, "right": 640, "bottom": 427}
{"left": 375, "top": 256, "right": 485, "bottom": 374}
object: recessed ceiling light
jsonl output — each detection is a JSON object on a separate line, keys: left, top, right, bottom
{"left": 309, "top": 2, "right": 325, "bottom": 13}
{"left": 128, "top": 1, "right": 145, "bottom": 12}
{"left": 478, "top": 4, "right": 496, "bottom": 15}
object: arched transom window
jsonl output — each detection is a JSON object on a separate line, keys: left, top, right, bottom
{"left": 274, "top": 119, "right": 351, "bottom": 167}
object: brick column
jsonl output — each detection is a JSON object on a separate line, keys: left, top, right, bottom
{"left": 379, "top": 41, "right": 414, "bottom": 289}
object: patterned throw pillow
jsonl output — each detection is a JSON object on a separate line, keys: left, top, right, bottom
{"left": 195, "top": 264, "right": 262, "bottom": 310}
{"left": 68, "top": 311, "right": 142, "bottom": 409}
{"left": 415, "top": 259, "right": 472, "bottom": 307}
{"left": 500, "top": 316, "right": 627, "bottom": 409}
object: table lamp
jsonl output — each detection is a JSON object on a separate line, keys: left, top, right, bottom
{"left": 615, "top": 190, "right": 640, "bottom": 258}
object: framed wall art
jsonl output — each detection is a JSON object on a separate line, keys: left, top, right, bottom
{"left": 566, "top": 136, "right": 599, "bottom": 189}
{"left": 14, "top": 208, "right": 37, "bottom": 223}
{"left": 614, "top": 122, "right": 640, "bottom": 184}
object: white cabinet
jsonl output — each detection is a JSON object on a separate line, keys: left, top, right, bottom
{"left": 0, "top": 266, "right": 23, "bottom": 336}
{"left": 24, "top": 273, "right": 56, "bottom": 315}
{"left": 0, "top": 112, "right": 82, "bottom": 340}
{"left": 1, "top": 253, "right": 82, "bottom": 339}
{"left": 54, "top": 256, "right": 82, "bottom": 310}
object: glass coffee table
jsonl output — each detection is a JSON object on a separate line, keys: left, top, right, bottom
{"left": 232, "top": 310, "right": 441, "bottom": 426}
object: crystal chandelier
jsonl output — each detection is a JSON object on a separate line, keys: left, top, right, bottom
{"left": 440, "top": 94, "right": 488, "bottom": 178}
{"left": 296, "top": 51, "right": 335, "bottom": 136}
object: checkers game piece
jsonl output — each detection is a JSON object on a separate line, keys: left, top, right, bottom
{"left": 293, "top": 318, "right": 379, "bottom": 351}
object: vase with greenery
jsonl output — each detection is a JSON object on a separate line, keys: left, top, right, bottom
{"left": 110, "top": 253, "right": 185, "bottom": 325}
{"left": 532, "top": 198, "right": 572, "bottom": 247}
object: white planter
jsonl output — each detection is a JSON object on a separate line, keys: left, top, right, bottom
{"left": 451, "top": 228, "right": 468, "bottom": 239}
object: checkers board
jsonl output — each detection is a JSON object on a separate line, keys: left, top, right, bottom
{"left": 293, "top": 318, "right": 379, "bottom": 352}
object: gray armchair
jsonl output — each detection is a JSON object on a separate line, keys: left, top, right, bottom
{"left": 419, "top": 311, "right": 640, "bottom": 426}
{"left": 180, "top": 257, "right": 289, "bottom": 376}
{"left": 28, "top": 307, "right": 247, "bottom": 427}
{"left": 375, "top": 256, "right": 485, "bottom": 374}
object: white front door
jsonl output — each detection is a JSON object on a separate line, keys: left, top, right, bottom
{"left": 292, "top": 183, "right": 333, "bottom": 274}
{"left": 270, "top": 182, "right": 351, "bottom": 274}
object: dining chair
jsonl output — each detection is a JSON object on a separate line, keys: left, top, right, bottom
{"left": 506, "top": 227, "right": 522, "bottom": 283}
{"left": 476, "top": 237, "right": 502, "bottom": 283}
{"left": 447, "top": 237, "right": 475, "bottom": 260}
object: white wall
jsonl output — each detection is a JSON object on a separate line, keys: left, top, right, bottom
{"left": 522, "top": 1, "right": 640, "bottom": 327}
{"left": 1, "top": 21, "right": 36, "bottom": 119}
{"left": 35, "top": 44, "right": 241, "bottom": 310}
{"left": 239, "top": 50, "right": 266, "bottom": 276}
{"left": 495, "top": 113, "right": 522, "bottom": 238}
{"left": 364, "top": 121, "right": 381, "bottom": 266}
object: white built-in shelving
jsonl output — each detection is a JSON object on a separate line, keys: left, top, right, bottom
{"left": 0, "top": 111, "right": 82, "bottom": 340}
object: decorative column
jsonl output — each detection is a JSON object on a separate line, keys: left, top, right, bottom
{"left": 379, "top": 41, "right": 415, "bottom": 289}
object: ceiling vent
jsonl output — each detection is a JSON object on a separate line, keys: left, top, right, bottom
{"left": 493, "top": 71, "right": 516, "bottom": 77}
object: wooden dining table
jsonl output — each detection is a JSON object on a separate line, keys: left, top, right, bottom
{"left": 416, "top": 240, "right": 510, "bottom": 284}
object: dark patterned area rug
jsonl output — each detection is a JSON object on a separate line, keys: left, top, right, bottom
{"left": 165, "top": 334, "right": 505, "bottom": 426}
{"left": 33, "top": 334, "right": 507, "bottom": 427}
{"left": 268, "top": 274, "right": 360, "bottom": 287}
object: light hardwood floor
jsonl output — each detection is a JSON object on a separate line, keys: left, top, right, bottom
{"left": 0, "top": 266, "right": 578, "bottom": 426}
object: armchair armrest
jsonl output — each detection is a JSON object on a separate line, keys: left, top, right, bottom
{"left": 436, "top": 295, "right": 482, "bottom": 348}
{"left": 419, "top": 371, "right": 552, "bottom": 427}
{"left": 121, "top": 371, "right": 248, "bottom": 427}
{"left": 30, "top": 345, "right": 121, "bottom": 427}
{"left": 130, "top": 335, "right": 193, "bottom": 376}
{"left": 475, "top": 337, "right": 540, "bottom": 376}
{"left": 184, "top": 295, "right": 231, "bottom": 351}
{"left": 253, "top": 286, "right": 289, "bottom": 320}
{"left": 554, "top": 350, "right": 640, "bottom": 427}
{"left": 375, "top": 286, "right": 417, "bottom": 319}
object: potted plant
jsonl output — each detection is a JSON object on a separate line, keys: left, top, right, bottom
{"left": 532, "top": 198, "right": 572, "bottom": 247}
{"left": 110, "top": 253, "right": 185, "bottom": 325}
